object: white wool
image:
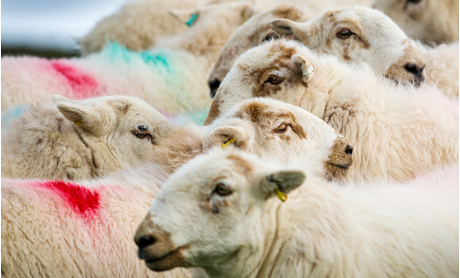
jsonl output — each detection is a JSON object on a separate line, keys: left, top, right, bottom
{"left": 136, "top": 148, "right": 458, "bottom": 278}
{"left": 412, "top": 40, "right": 459, "bottom": 97}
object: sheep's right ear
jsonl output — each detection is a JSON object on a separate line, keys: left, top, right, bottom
{"left": 52, "top": 94, "right": 71, "bottom": 104}
{"left": 211, "top": 126, "right": 250, "bottom": 149}
{"left": 57, "top": 102, "right": 106, "bottom": 135}
{"left": 292, "top": 54, "right": 314, "bottom": 84}
{"left": 259, "top": 170, "right": 306, "bottom": 201}
{"left": 169, "top": 9, "right": 197, "bottom": 26}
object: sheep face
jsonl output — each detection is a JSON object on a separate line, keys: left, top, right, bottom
{"left": 208, "top": 98, "right": 353, "bottom": 181}
{"left": 205, "top": 40, "right": 328, "bottom": 125}
{"left": 53, "top": 95, "right": 172, "bottom": 176}
{"left": 373, "top": 0, "right": 459, "bottom": 45}
{"left": 208, "top": 4, "right": 308, "bottom": 97}
{"left": 272, "top": 7, "right": 427, "bottom": 87}
{"left": 135, "top": 149, "right": 305, "bottom": 274}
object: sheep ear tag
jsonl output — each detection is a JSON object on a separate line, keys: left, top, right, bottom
{"left": 303, "top": 65, "right": 314, "bottom": 76}
{"left": 222, "top": 138, "right": 235, "bottom": 149}
{"left": 275, "top": 187, "right": 288, "bottom": 202}
{"left": 74, "top": 120, "right": 81, "bottom": 125}
{"left": 186, "top": 13, "right": 198, "bottom": 26}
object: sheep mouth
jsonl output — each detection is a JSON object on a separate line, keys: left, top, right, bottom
{"left": 143, "top": 245, "right": 189, "bottom": 272}
{"left": 324, "top": 162, "right": 352, "bottom": 181}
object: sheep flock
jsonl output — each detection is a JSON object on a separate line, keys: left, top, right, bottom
{"left": 1, "top": 0, "right": 458, "bottom": 277}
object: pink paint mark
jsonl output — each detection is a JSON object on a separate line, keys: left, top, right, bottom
{"left": 50, "top": 62, "right": 99, "bottom": 99}
{"left": 39, "top": 180, "right": 100, "bottom": 218}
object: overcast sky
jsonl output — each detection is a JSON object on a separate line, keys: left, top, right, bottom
{"left": 2, "top": 0, "right": 131, "bottom": 51}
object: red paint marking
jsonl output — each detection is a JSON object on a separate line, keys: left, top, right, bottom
{"left": 40, "top": 180, "right": 100, "bottom": 218}
{"left": 50, "top": 62, "right": 98, "bottom": 99}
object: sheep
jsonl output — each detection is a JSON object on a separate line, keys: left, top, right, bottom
{"left": 79, "top": 0, "right": 372, "bottom": 56}
{"left": 1, "top": 95, "right": 172, "bottom": 180}
{"left": 1, "top": 0, "right": 256, "bottom": 114}
{"left": 273, "top": 7, "right": 459, "bottom": 97}
{"left": 373, "top": 0, "right": 459, "bottom": 45}
{"left": 1, "top": 98, "right": 352, "bottom": 277}
{"left": 151, "top": 98, "right": 353, "bottom": 181}
{"left": 135, "top": 148, "right": 459, "bottom": 278}
{"left": 204, "top": 39, "right": 459, "bottom": 182}
{"left": 79, "top": 0, "right": 209, "bottom": 55}
{"left": 208, "top": 6, "right": 427, "bottom": 97}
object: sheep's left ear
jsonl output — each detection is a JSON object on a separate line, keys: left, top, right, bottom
{"left": 292, "top": 54, "right": 314, "bottom": 84}
{"left": 259, "top": 170, "right": 306, "bottom": 201}
{"left": 169, "top": 9, "right": 197, "bottom": 26}
{"left": 108, "top": 99, "right": 132, "bottom": 115}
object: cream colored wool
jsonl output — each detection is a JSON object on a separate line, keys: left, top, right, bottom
{"left": 1, "top": 95, "right": 172, "bottom": 180}
{"left": 205, "top": 40, "right": 459, "bottom": 182}
{"left": 136, "top": 149, "right": 459, "bottom": 277}
{"left": 373, "top": 0, "right": 459, "bottom": 45}
{"left": 1, "top": 165, "right": 190, "bottom": 278}
{"left": 1, "top": 1, "right": 255, "bottom": 114}
{"left": 413, "top": 41, "right": 459, "bottom": 97}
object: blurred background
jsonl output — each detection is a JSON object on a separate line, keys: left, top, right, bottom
{"left": 2, "top": 0, "right": 130, "bottom": 58}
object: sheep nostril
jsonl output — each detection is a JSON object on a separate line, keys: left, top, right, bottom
{"left": 209, "top": 79, "right": 221, "bottom": 98}
{"left": 345, "top": 144, "right": 353, "bottom": 156}
{"left": 135, "top": 235, "right": 157, "bottom": 249}
{"left": 404, "top": 63, "right": 423, "bottom": 77}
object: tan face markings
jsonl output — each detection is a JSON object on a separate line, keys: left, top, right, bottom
{"left": 241, "top": 102, "right": 306, "bottom": 140}
{"left": 204, "top": 92, "right": 223, "bottom": 126}
{"left": 323, "top": 137, "right": 352, "bottom": 181}
{"left": 135, "top": 222, "right": 189, "bottom": 272}
{"left": 385, "top": 41, "right": 426, "bottom": 86}
{"left": 228, "top": 153, "right": 254, "bottom": 174}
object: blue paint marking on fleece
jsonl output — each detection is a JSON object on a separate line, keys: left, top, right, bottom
{"left": 2, "top": 105, "right": 29, "bottom": 129}
{"left": 103, "top": 42, "right": 172, "bottom": 72}
{"left": 171, "top": 106, "right": 210, "bottom": 126}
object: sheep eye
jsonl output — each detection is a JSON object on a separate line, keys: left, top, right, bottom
{"left": 214, "top": 183, "right": 232, "bottom": 196}
{"left": 274, "top": 123, "right": 291, "bottom": 133}
{"left": 406, "top": 0, "right": 422, "bottom": 3}
{"left": 336, "top": 29, "right": 353, "bottom": 39}
{"left": 131, "top": 129, "right": 156, "bottom": 144}
{"left": 262, "top": 33, "right": 279, "bottom": 42}
{"left": 265, "top": 76, "right": 284, "bottom": 85}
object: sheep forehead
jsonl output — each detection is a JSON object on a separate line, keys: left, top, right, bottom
{"left": 161, "top": 149, "right": 256, "bottom": 196}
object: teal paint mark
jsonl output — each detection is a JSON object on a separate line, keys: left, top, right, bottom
{"left": 186, "top": 13, "right": 198, "bottom": 26}
{"left": 2, "top": 105, "right": 29, "bottom": 130}
{"left": 170, "top": 106, "right": 210, "bottom": 126}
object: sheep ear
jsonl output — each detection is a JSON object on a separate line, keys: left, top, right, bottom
{"left": 169, "top": 9, "right": 197, "bottom": 25}
{"left": 292, "top": 54, "right": 314, "bottom": 84}
{"left": 56, "top": 102, "right": 104, "bottom": 133}
{"left": 211, "top": 126, "right": 250, "bottom": 149}
{"left": 52, "top": 94, "right": 71, "bottom": 104}
{"left": 241, "top": 5, "right": 256, "bottom": 23}
{"left": 260, "top": 170, "right": 306, "bottom": 201}
{"left": 271, "top": 19, "right": 301, "bottom": 36}
{"left": 108, "top": 98, "right": 132, "bottom": 115}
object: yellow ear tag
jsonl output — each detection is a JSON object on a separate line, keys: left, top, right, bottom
{"left": 74, "top": 120, "right": 81, "bottom": 125}
{"left": 222, "top": 138, "right": 236, "bottom": 149}
{"left": 243, "top": 11, "right": 248, "bottom": 23}
{"left": 275, "top": 187, "right": 287, "bottom": 202}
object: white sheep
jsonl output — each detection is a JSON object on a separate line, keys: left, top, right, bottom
{"left": 135, "top": 148, "right": 459, "bottom": 278}
{"left": 1, "top": 1, "right": 256, "bottom": 115}
{"left": 1, "top": 98, "right": 352, "bottom": 277}
{"left": 208, "top": 6, "right": 427, "bottom": 97}
{"left": 79, "top": 0, "right": 209, "bottom": 55}
{"left": 373, "top": 0, "right": 459, "bottom": 45}
{"left": 79, "top": 0, "right": 372, "bottom": 56}
{"left": 205, "top": 39, "right": 459, "bottom": 182}
{"left": 273, "top": 7, "right": 458, "bottom": 97}
{"left": 1, "top": 95, "right": 172, "bottom": 180}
